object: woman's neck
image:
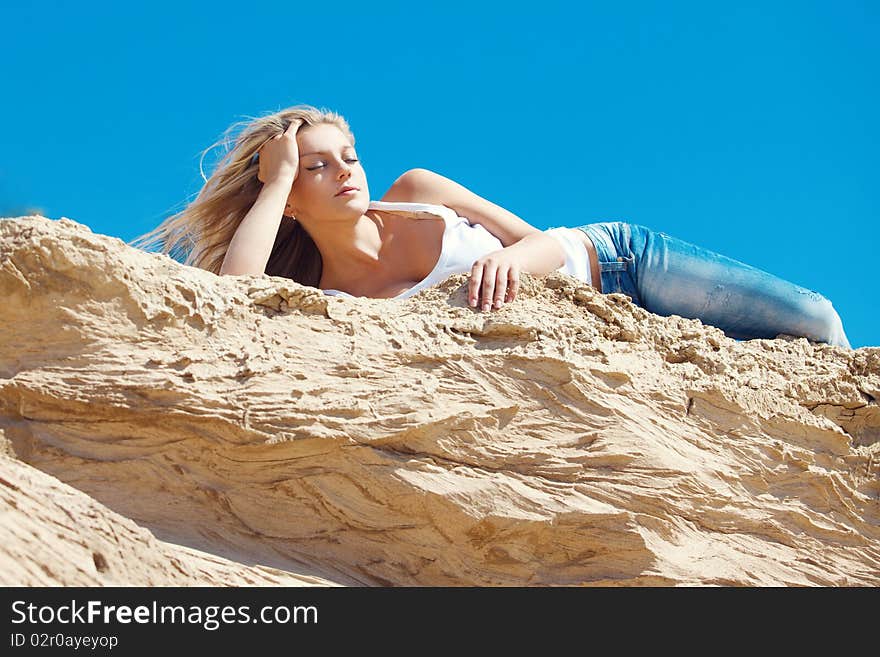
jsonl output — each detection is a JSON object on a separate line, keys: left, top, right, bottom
{"left": 312, "top": 210, "right": 405, "bottom": 293}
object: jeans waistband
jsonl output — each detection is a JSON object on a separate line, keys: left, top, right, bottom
{"left": 573, "top": 222, "right": 640, "bottom": 302}
{"left": 575, "top": 223, "right": 632, "bottom": 269}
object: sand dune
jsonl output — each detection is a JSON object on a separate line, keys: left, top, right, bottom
{"left": 1, "top": 214, "right": 878, "bottom": 586}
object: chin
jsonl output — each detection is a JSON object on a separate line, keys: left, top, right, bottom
{"left": 332, "top": 200, "right": 369, "bottom": 218}
{"left": 347, "top": 196, "right": 369, "bottom": 212}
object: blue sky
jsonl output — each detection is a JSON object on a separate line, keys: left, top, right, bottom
{"left": 3, "top": 1, "right": 877, "bottom": 347}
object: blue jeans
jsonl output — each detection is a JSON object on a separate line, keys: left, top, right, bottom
{"left": 573, "top": 222, "right": 852, "bottom": 349}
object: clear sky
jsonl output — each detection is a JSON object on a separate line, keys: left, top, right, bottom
{"left": 2, "top": 1, "right": 877, "bottom": 347}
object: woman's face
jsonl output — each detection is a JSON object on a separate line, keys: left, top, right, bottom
{"left": 286, "top": 123, "right": 369, "bottom": 222}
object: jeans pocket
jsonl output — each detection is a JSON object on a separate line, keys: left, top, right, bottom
{"left": 616, "top": 255, "right": 636, "bottom": 301}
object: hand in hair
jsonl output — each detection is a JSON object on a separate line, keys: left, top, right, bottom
{"left": 257, "top": 119, "right": 304, "bottom": 185}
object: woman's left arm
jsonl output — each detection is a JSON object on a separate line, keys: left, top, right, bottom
{"left": 395, "top": 168, "right": 567, "bottom": 310}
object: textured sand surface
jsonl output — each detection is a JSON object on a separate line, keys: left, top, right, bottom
{"left": 1, "top": 214, "right": 878, "bottom": 586}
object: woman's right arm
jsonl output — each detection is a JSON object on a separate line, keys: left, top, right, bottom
{"left": 219, "top": 119, "right": 303, "bottom": 276}
{"left": 219, "top": 176, "right": 293, "bottom": 276}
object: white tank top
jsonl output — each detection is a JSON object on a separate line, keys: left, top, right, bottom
{"left": 321, "top": 200, "right": 592, "bottom": 299}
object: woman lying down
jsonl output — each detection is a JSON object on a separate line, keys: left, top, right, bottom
{"left": 131, "top": 104, "right": 852, "bottom": 350}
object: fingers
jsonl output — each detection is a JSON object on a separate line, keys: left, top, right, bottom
{"left": 270, "top": 119, "right": 301, "bottom": 142}
{"left": 256, "top": 119, "right": 303, "bottom": 184}
{"left": 505, "top": 266, "right": 519, "bottom": 303}
{"left": 469, "top": 260, "right": 519, "bottom": 311}
{"left": 492, "top": 267, "right": 507, "bottom": 309}
{"left": 469, "top": 262, "right": 483, "bottom": 308}
{"left": 280, "top": 118, "right": 303, "bottom": 141}
{"left": 480, "top": 262, "right": 499, "bottom": 311}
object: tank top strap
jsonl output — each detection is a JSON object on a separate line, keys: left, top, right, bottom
{"left": 368, "top": 200, "right": 462, "bottom": 224}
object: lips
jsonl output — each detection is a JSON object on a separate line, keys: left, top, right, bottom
{"left": 336, "top": 186, "right": 359, "bottom": 196}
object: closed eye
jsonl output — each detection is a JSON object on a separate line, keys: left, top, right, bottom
{"left": 307, "top": 158, "right": 359, "bottom": 171}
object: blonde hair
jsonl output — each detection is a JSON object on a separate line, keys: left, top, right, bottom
{"left": 128, "top": 103, "right": 355, "bottom": 286}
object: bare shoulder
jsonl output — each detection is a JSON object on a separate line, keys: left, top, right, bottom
{"left": 380, "top": 168, "right": 451, "bottom": 206}
{"left": 378, "top": 170, "right": 426, "bottom": 203}
{"left": 379, "top": 168, "right": 541, "bottom": 247}
{"left": 373, "top": 170, "right": 445, "bottom": 283}
{"left": 374, "top": 170, "right": 446, "bottom": 225}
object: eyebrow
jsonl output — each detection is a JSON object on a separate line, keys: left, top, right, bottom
{"left": 300, "top": 146, "right": 356, "bottom": 157}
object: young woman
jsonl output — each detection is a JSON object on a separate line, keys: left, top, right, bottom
{"left": 131, "top": 104, "right": 852, "bottom": 349}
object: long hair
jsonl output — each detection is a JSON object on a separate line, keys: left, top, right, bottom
{"left": 128, "top": 104, "right": 355, "bottom": 287}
